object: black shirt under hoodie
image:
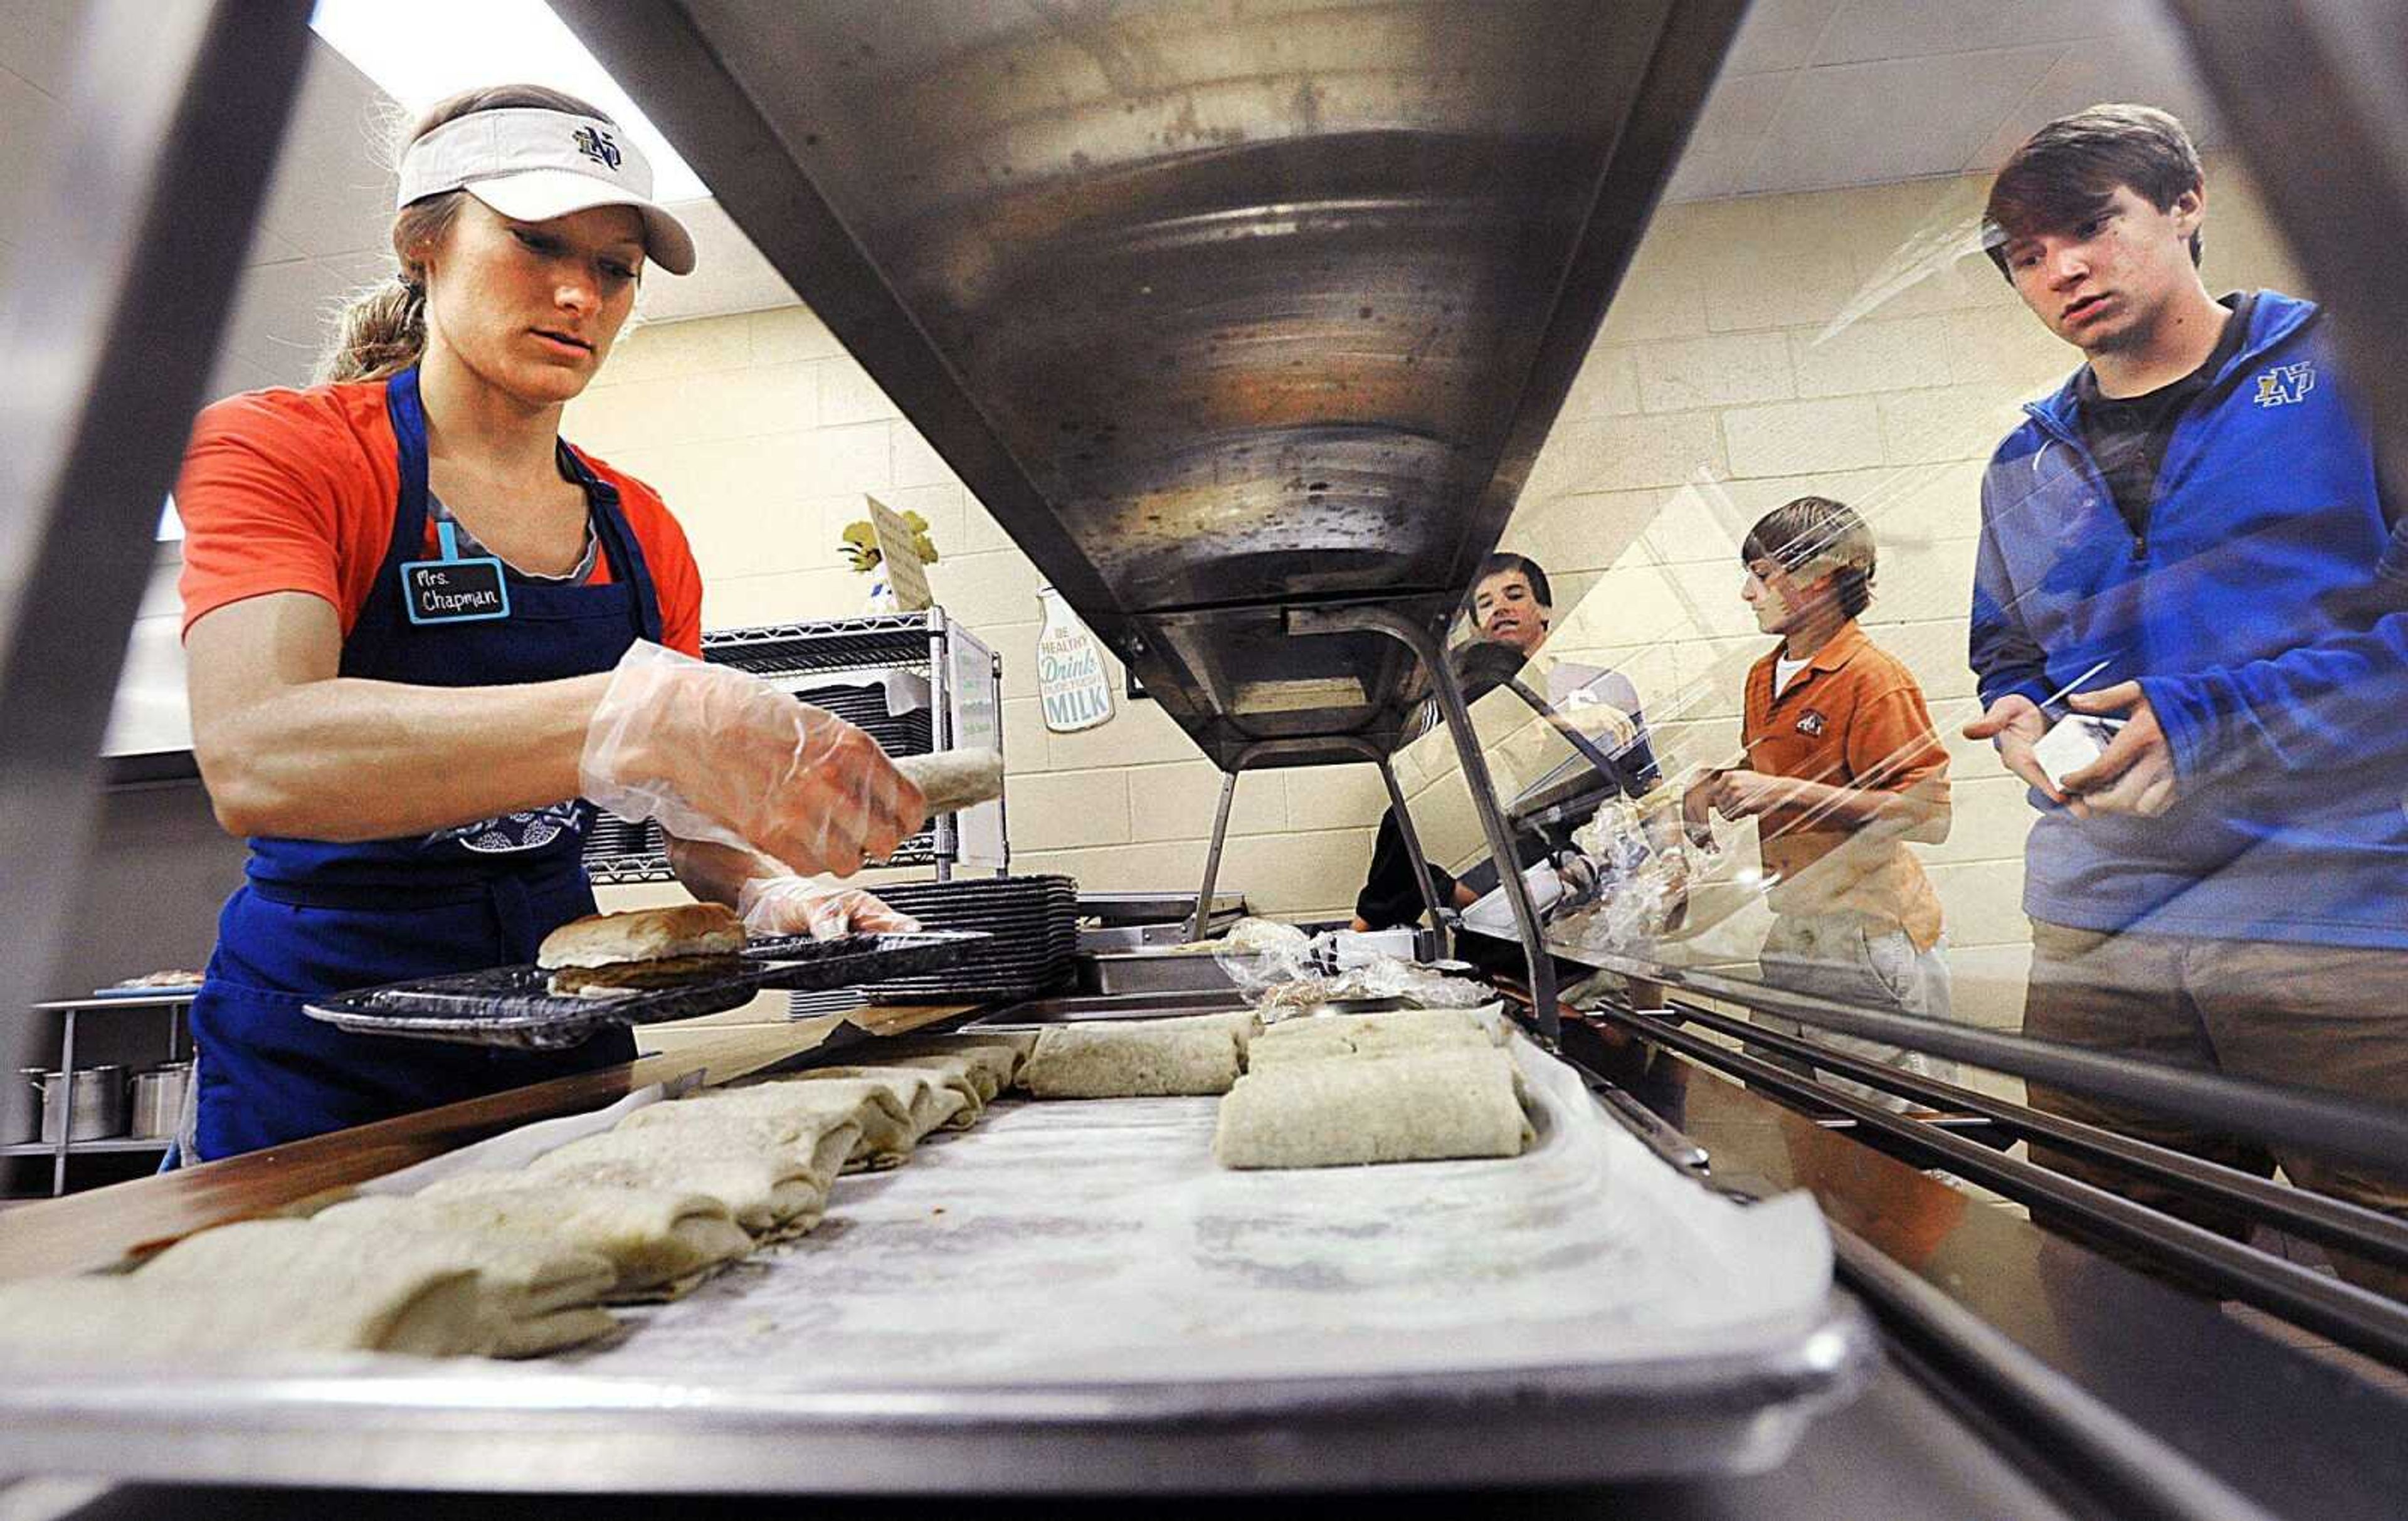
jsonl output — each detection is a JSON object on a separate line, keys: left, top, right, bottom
{"left": 2073, "top": 290, "right": 2256, "bottom": 540}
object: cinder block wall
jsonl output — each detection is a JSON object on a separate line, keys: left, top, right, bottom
{"left": 564, "top": 156, "right": 2305, "bottom": 982}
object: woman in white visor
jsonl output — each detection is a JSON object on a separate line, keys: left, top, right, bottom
{"left": 170, "top": 85, "right": 922, "bottom": 1160}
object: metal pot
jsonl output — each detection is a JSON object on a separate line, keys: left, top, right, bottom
{"left": 130, "top": 1063, "right": 191, "bottom": 1140}
{"left": 40, "top": 1065, "right": 129, "bottom": 1144}
{"left": 4, "top": 1068, "right": 41, "bottom": 1145}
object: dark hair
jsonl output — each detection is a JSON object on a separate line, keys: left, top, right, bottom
{"left": 1473, "top": 552, "right": 1552, "bottom": 610}
{"left": 1982, "top": 103, "right": 2204, "bottom": 281}
{"left": 1742, "top": 496, "right": 1876, "bottom": 619}
{"left": 318, "top": 84, "right": 617, "bottom": 383}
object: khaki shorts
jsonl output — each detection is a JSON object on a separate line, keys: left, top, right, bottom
{"left": 1753, "top": 911, "right": 1961, "bottom": 1112}
{"left": 2022, "top": 920, "right": 2408, "bottom": 1300}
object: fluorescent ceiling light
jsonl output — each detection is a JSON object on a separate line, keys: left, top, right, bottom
{"left": 309, "top": 0, "right": 709, "bottom": 204}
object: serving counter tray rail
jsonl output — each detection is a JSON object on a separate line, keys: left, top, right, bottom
{"left": 303, "top": 930, "right": 990, "bottom": 1050}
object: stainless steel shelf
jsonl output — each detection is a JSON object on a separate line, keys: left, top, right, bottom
{"left": 1, "top": 1137, "right": 169, "bottom": 1157}
{"left": 26, "top": 992, "right": 198, "bottom": 1013}
{"left": 583, "top": 838, "right": 940, "bottom": 888}
{"left": 702, "top": 613, "right": 941, "bottom": 677}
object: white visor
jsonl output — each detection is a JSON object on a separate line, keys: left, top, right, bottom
{"left": 396, "top": 107, "right": 696, "bottom": 276}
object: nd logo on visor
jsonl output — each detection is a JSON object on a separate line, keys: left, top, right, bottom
{"left": 573, "top": 125, "right": 622, "bottom": 171}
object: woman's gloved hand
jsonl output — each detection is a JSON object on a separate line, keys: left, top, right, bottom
{"left": 737, "top": 876, "right": 922, "bottom": 941}
{"left": 581, "top": 641, "right": 927, "bottom": 876}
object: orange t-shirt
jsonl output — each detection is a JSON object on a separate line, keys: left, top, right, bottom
{"left": 174, "top": 382, "right": 702, "bottom": 655}
{"left": 1740, "top": 620, "right": 1949, "bottom": 949}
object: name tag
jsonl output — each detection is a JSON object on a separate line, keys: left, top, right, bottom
{"left": 401, "top": 520, "right": 510, "bottom": 625}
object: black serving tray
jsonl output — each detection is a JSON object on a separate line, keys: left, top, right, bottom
{"left": 304, "top": 931, "right": 990, "bottom": 1050}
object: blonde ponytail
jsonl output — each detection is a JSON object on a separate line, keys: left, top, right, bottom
{"left": 317, "top": 276, "right": 430, "bottom": 384}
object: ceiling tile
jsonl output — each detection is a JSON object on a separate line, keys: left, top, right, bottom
{"left": 201, "top": 349, "right": 287, "bottom": 408}
{"left": 317, "top": 248, "right": 398, "bottom": 292}
{"left": 1743, "top": 44, "right": 2067, "bottom": 196}
{"left": 1723, "top": 0, "right": 1841, "bottom": 75}
{"left": 0, "top": 62, "right": 58, "bottom": 231}
{"left": 1662, "top": 71, "right": 1792, "bottom": 203}
{"left": 1814, "top": 0, "right": 2157, "bottom": 65}
{"left": 255, "top": 40, "right": 401, "bottom": 263}
{"left": 1963, "top": 27, "right": 2226, "bottom": 171}
{"left": 0, "top": 0, "right": 87, "bottom": 97}
{"left": 635, "top": 197, "right": 800, "bottom": 323}
{"left": 216, "top": 257, "right": 347, "bottom": 391}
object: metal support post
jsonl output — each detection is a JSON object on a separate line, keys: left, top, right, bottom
{"left": 51, "top": 1011, "right": 76, "bottom": 1199}
{"left": 992, "top": 651, "right": 1011, "bottom": 879}
{"left": 1189, "top": 771, "right": 1241, "bottom": 942}
{"left": 1374, "top": 757, "right": 1450, "bottom": 959}
{"left": 1294, "top": 606, "right": 1558, "bottom": 1044}
{"left": 929, "top": 609, "right": 953, "bottom": 883}
{"left": 1502, "top": 673, "right": 1637, "bottom": 795}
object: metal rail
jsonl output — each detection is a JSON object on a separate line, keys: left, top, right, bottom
{"left": 1592, "top": 1003, "right": 2408, "bottom": 1373}
{"left": 1294, "top": 604, "right": 1560, "bottom": 1042}
{"left": 1555, "top": 947, "right": 2408, "bottom": 1177}
{"left": 1186, "top": 735, "right": 1450, "bottom": 954}
{"left": 1666, "top": 996, "right": 2408, "bottom": 1278}
{"left": 1188, "top": 772, "right": 1240, "bottom": 945}
{"left": 1374, "top": 753, "right": 1452, "bottom": 962}
{"left": 1827, "top": 1222, "right": 2284, "bottom": 1521}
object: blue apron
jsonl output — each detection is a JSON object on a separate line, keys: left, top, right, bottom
{"left": 186, "top": 367, "right": 661, "bottom": 1160}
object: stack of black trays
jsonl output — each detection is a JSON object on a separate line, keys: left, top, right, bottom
{"left": 786, "top": 875, "right": 1079, "bottom": 1015}
{"left": 788, "top": 679, "right": 934, "bottom": 760}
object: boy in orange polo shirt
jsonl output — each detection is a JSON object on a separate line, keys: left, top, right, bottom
{"left": 1683, "top": 497, "right": 1959, "bottom": 1108}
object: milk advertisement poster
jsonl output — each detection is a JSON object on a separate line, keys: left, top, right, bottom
{"left": 1036, "top": 585, "right": 1114, "bottom": 734}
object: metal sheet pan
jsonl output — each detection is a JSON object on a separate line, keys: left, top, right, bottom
{"left": 1075, "top": 891, "right": 1245, "bottom": 928}
{"left": 1075, "top": 949, "right": 1241, "bottom": 996}
{"left": 0, "top": 1315, "right": 1872, "bottom": 1494}
{"left": 0, "top": 1031, "right": 1872, "bottom": 1492}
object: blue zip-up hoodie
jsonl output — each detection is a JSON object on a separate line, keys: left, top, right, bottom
{"left": 1970, "top": 290, "right": 2408, "bottom": 948}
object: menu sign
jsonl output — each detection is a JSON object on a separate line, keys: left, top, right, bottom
{"left": 865, "top": 494, "right": 933, "bottom": 612}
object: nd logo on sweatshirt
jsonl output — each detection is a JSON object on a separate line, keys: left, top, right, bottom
{"left": 2253, "top": 361, "right": 2315, "bottom": 407}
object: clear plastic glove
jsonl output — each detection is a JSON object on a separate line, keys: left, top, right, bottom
{"left": 581, "top": 642, "right": 927, "bottom": 876}
{"left": 737, "top": 876, "right": 922, "bottom": 942}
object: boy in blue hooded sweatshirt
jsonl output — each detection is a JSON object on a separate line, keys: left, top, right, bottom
{"left": 1967, "top": 105, "right": 2408, "bottom": 1295}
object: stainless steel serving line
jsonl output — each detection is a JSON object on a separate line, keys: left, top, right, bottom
{"left": 9, "top": 1, "right": 2408, "bottom": 1513}
{"left": 6, "top": 994, "right": 2400, "bottom": 1518}
{"left": 550, "top": 0, "right": 1748, "bottom": 1038}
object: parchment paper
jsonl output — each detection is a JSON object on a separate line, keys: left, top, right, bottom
{"left": 353, "top": 1071, "right": 699, "bottom": 1197}
{"left": 551, "top": 1032, "right": 1835, "bottom": 1387}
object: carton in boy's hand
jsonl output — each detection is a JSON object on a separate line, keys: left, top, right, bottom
{"left": 2032, "top": 713, "right": 2127, "bottom": 795}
